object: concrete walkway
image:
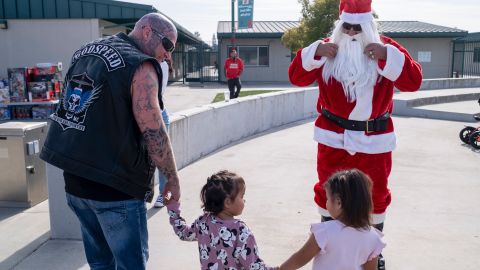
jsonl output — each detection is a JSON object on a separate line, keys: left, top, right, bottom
{"left": 3, "top": 115, "right": 480, "bottom": 270}
{"left": 1, "top": 83, "right": 480, "bottom": 269}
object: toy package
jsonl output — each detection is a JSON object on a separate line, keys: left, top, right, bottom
{"left": 0, "top": 79, "right": 9, "bottom": 104}
{"left": 0, "top": 106, "right": 10, "bottom": 121}
{"left": 32, "top": 105, "right": 55, "bottom": 120}
{"left": 11, "top": 105, "right": 32, "bottom": 120}
{"left": 8, "top": 68, "right": 29, "bottom": 102}
{"left": 29, "top": 81, "right": 53, "bottom": 101}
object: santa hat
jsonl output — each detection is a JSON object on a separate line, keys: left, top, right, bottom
{"left": 339, "top": 0, "right": 374, "bottom": 24}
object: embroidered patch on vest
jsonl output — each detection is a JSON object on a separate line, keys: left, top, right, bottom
{"left": 51, "top": 73, "right": 102, "bottom": 131}
{"left": 71, "top": 44, "right": 125, "bottom": 72}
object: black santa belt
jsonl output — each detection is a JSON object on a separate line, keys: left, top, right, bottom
{"left": 321, "top": 108, "right": 390, "bottom": 133}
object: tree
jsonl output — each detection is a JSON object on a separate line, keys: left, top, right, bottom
{"left": 212, "top": 33, "right": 218, "bottom": 51}
{"left": 282, "top": 0, "right": 339, "bottom": 52}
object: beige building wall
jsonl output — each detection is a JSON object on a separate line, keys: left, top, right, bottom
{"left": 219, "top": 38, "right": 292, "bottom": 82}
{"left": 0, "top": 19, "right": 101, "bottom": 78}
{"left": 394, "top": 37, "right": 453, "bottom": 79}
{"left": 99, "top": 19, "right": 128, "bottom": 37}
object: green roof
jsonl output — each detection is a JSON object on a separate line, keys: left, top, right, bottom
{"left": 0, "top": 0, "right": 154, "bottom": 20}
{"left": 379, "top": 21, "right": 467, "bottom": 38}
{"left": 217, "top": 21, "right": 299, "bottom": 38}
{"left": 454, "top": 32, "right": 480, "bottom": 42}
{"left": 217, "top": 20, "right": 468, "bottom": 39}
{"left": 0, "top": 0, "right": 203, "bottom": 44}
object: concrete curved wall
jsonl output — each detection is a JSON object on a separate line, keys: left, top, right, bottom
{"left": 168, "top": 88, "right": 318, "bottom": 170}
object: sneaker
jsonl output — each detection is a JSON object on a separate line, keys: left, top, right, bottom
{"left": 154, "top": 195, "right": 164, "bottom": 208}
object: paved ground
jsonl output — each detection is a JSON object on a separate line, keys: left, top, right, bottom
{"left": 3, "top": 116, "right": 480, "bottom": 270}
{"left": 1, "top": 83, "right": 480, "bottom": 269}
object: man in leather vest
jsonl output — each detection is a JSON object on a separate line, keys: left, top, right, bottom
{"left": 40, "top": 13, "right": 179, "bottom": 270}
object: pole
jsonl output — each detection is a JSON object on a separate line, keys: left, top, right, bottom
{"left": 231, "top": 0, "right": 235, "bottom": 48}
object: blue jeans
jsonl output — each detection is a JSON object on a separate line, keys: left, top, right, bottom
{"left": 158, "top": 109, "right": 170, "bottom": 195}
{"left": 66, "top": 193, "right": 148, "bottom": 270}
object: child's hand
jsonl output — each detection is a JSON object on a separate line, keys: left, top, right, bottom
{"left": 162, "top": 191, "right": 176, "bottom": 205}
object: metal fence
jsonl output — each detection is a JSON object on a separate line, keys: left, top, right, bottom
{"left": 170, "top": 45, "right": 219, "bottom": 83}
{"left": 452, "top": 40, "right": 480, "bottom": 78}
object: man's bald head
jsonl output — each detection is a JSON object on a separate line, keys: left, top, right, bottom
{"left": 133, "top": 13, "right": 177, "bottom": 38}
{"left": 129, "top": 13, "right": 178, "bottom": 61}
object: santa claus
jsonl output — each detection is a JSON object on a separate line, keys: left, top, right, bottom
{"left": 289, "top": 0, "right": 422, "bottom": 268}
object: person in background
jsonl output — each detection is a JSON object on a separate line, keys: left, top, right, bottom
{"left": 155, "top": 58, "right": 173, "bottom": 208}
{"left": 224, "top": 48, "right": 244, "bottom": 99}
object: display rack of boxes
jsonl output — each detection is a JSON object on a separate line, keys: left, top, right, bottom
{"left": 0, "top": 79, "right": 10, "bottom": 121}
{"left": 0, "top": 63, "right": 62, "bottom": 122}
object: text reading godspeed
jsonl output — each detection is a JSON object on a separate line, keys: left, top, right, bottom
{"left": 72, "top": 44, "right": 125, "bottom": 72}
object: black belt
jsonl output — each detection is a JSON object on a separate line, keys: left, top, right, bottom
{"left": 321, "top": 108, "right": 390, "bottom": 133}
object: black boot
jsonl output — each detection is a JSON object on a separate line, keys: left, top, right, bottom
{"left": 321, "top": 216, "right": 333, "bottom": 222}
{"left": 373, "top": 223, "right": 386, "bottom": 270}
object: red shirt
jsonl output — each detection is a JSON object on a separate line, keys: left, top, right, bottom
{"left": 224, "top": 57, "right": 244, "bottom": 79}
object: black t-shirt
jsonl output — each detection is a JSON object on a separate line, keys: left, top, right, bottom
{"left": 64, "top": 171, "right": 134, "bottom": 201}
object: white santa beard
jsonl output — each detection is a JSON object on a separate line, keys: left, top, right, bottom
{"left": 322, "top": 33, "right": 378, "bottom": 102}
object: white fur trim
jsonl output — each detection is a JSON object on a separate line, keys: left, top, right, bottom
{"left": 372, "top": 212, "right": 387, "bottom": 224}
{"left": 318, "top": 207, "right": 387, "bottom": 224}
{"left": 340, "top": 11, "right": 374, "bottom": 24}
{"left": 377, "top": 44, "right": 405, "bottom": 81}
{"left": 301, "top": 40, "right": 328, "bottom": 72}
{"left": 317, "top": 207, "right": 330, "bottom": 217}
{"left": 313, "top": 126, "right": 397, "bottom": 154}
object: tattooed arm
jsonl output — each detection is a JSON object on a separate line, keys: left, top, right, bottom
{"left": 131, "top": 61, "right": 180, "bottom": 200}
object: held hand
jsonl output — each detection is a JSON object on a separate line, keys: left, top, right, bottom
{"left": 364, "top": 43, "right": 387, "bottom": 61}
{"left": 315, "top": 43, "right": 338, "bottom": 58}
{"left": 163, "top": 176, "right": 181, "bottom": 202}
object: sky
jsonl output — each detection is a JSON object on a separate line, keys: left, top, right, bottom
{"left": 126, "top": 0, "right": 480, "bottom": 43}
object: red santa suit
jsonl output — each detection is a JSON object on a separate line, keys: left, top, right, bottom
{"left": 289, "top": 36, "right": 422, "bottom": 223}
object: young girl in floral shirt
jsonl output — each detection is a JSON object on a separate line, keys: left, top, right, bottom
{"left": 166, "top": 170, "right": 278, "bottom": 270}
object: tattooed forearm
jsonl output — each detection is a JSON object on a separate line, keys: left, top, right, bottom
{"left": 142, "top": 127, "right": 178, "bottom": 182}
{"left": 132, "top": 61, "right": 179, "bottom": 185}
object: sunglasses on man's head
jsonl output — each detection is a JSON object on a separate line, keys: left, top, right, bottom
{"left": 342, "top": 22, "right": 362, "bottom": 32}
{"left": 151, "top": 29, "right": 175, "bottom": 53}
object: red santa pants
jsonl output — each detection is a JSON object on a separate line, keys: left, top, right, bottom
{"left": 314, "top": 143, "right": 392, "bottom": 221}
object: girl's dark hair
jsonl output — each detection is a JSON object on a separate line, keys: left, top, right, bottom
{"left": 200, "top": 170, "right": 245, "bottom": 215}
{"left": 324, "top": 169, "right": 373, "bottom": 229}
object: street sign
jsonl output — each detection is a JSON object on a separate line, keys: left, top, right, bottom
{"left": 238, "top": 0, "right": 254, "bottom": 29}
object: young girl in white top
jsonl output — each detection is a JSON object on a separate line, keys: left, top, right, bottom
{"left": 280, "top": 169, "right": 386, "bottom": 270}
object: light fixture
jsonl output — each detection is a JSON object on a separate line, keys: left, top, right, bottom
{"left": 0, "top": 20, "right": 7, "bottom": 30}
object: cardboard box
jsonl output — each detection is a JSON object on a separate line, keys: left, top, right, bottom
{"left": 11, "top": 105, "right": 33, "bottom": 120}
{"left": 29, "top": 81, "right": 53, "bottom": 101}
{"left": 0, "top": 106, "right": 10, "bottom": 121}
{"left": 8, "top": 68, "right": 29, "bottom": 102}
{"left": 32, "top": 105, "right": 55, "bottom": 119}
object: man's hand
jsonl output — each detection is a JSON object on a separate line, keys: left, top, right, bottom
{"left": 163, "top": 175, "right": 180, "bottom": 202}
{"left": 364, "top": 43, "right": 387, "bottom": 61}
{"left": 315, "top": 43, "right": 338, "bottom": 58}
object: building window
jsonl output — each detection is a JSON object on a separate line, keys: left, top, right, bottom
{"left": 418, "top": 51, "right": 432, "bottom": 63}
{"left": 474, "top": 48, "right": 480, "bottom": 63}
{"left": 227, "top": 46, "right": 269, "bottom": 66}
